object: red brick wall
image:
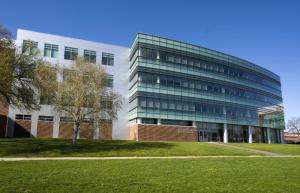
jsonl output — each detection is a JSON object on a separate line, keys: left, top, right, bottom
{"left": 80, "top": 123, "right": 94, "bottom": 139}
{"left": 59, "top": 122, "right": 73, "bottom": 139}
{"left": 37, "top": 121, "right": 53, "bottom": 138}
{"left": 14, "top": 120, "right": 31, "bottom": 137}
{"left": 58, "top": 122, "right": 112, "bottom": 140}
{"left": 130, "top": 124, "right": 198, "bottom": 142}
{"left": 100, "top": 123, "right": 112, "bottom": 140}
{"left": 130, "top": 124, "right": 139, "bottom": 141}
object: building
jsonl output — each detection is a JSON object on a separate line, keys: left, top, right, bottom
{"left": 2, "top": 29, "right": 285, "bottom": 143}
{"left": 284, "top": 133, "right": 300, "bottom": 144}
{"left": 5, "top": 29, "right": 130, "bottom": 140}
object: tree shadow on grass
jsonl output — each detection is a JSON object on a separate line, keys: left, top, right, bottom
{"left": 0, "top": 139, "right": 175, "bottom": 157}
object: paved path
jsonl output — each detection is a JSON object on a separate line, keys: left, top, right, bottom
{"left": 1, "top": 155, "right": 300, "bottom": 161}
{"left": 214, "top": 143, "right": 282, "bottom": 156}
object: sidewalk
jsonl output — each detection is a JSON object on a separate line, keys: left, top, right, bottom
{"left": 1, "top": 155, "right": 300, "bottom": 161}
{"left": 214, "top": 143, "right": 282, "bottom": 156}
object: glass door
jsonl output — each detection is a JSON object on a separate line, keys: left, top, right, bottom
{"left": 198, "top": 130, "right": 208, "bottom": 142}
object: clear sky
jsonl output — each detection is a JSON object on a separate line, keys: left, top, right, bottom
{"left": 1, "top": 0, "right": 300, "bottom": 121}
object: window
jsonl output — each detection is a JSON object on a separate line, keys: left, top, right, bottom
{"left": 101, "top": 98, "right": 113, "bottom": 109}
{"left": 140, "top": 74, "right": 153, "bottom": 84}
{"left": 161, "top": 119, "right": 192, "bottom": 126}
{"left": 40, "top": 95, "right": 53, "bottom": 105}
{"left": 102, "top": 52, "right": 114, "bottom": 66}
{"left": 140, "top": 48, "right": 157, "bottom": 59}
{"left": 84, "top": 50, "right": 96, "bottom": 63}
{"left": 189, "top": 104, "right": 196, "bottom": 111}
{"left": 64, "top": 47, "right": 78, "bottom": 60}
{"left": 154, "top": 101, "right": 160, "bottom": 109}
{"left": 60, "top": 117, "right": 73, "bottom": 122}
{"left": 141, "top": 118, "right": 157, "bottom": 124}
{"left": 190, "top": 82, "right": 195, "bottom": 89}
{"left": 140, "top": 99, "right": 147, "bottom": 107}
{"left": 183, "top": 104, "right": 189, "bottom": 111}
{"left": 175, "top": 57, "right": 181, "bottom": 63}
{"left": 15, "top": 114, "right": 32, "bottom": 121}
{"left": 194, "top": 61, "right": 201, "bottom": 67}
{"left": 44, "top": 43, "right": 58, "bottom": 58}
{"left": 219, "top": 67, "right": 224, "bottom": 73}
{"left": 182, "top": 81, "right": 189, "bottom": 88}
{"left": 169, "top": 103, "right": 175, "bottom": 110}
{"left": 182, "top": 58, "right": 188, "bottom": 65}
{"left": 188, "top": 60, "right": 194, "bottom": 66}
{"left": 38, "top": 116, "right": 54, "bottom": 122}
{"left": 167, "top": 55, "right": 174, "bottom": 62}
{"left": 148, "top": 100, "right": 154, "bottom": 108}
{"left": 176, "top": 104, "right": 182, "bottom": 110}
{"left": 174, "top": 80, "right": 181, "bottom": 87}
{"left": 162, "top": 102, "right": 168, "bottom": 109}
{"left": 63, "top": 69, "right": 72, "bottom": 80}
{"left": 22, "top": 40, "right": 38, "bottom": 55}
{"left": 196, "top": 83, "right": 202, "bottom": 90}
{"left": 103, "top": 75, "right": 113, "bottom": 88}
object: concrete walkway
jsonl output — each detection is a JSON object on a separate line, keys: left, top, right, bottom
{"left": 214, "top": 143, "right": 282, "bottom": 156}
{"left": 1, "top": 155, "right": 300, "bottom": 161}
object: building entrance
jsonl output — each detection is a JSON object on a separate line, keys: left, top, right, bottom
{"left": 197, "top": 122, "right": 222, "bottom": 142}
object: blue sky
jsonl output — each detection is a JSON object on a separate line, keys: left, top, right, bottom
{"left": 1, "top": 0, "right": 300, "bottom": 121}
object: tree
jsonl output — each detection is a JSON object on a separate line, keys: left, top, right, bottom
{"left": 46, "top": 57, "right": 122, "bottom": 145}
{"left": 0, "top": 24, "right": 50, "bottom": 110}
{"left": 287, "top": 117, "right": 300, "bottom": 135}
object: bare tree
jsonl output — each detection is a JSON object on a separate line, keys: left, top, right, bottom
{"left": 0, "top": 24, "right": 53, "bottom": 110}
{"left": 287, "top": 117, "right": 300, "bottom": 135}
{"left": 46, "top": 57, "right": 122, "bottom": 145}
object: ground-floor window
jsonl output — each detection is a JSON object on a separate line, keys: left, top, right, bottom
{"left": 227, "top": 125, "right": 248, "bottom": 142}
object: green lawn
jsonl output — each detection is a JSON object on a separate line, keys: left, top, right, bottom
{"left": 231, "top": 143, "right": 300, "bottom": 155}
{"left": 0, "top": 138, "right": 258, "bottom": 157}
{"left": 1, "top": 158, "right": 300, "bottom": 193}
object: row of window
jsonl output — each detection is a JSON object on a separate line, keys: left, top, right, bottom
{"left": 138, "top": 97, "right": 258, "bottom": 119}
{"left": 138, "top": 73, "right": 281, "bottom": 105}
{"left": 141, "top": 118, "right": 193, "bottom": 126}
{"left": 15, "top": 114, "right": 32, "bottom": 120}
{"left": 62, "top": 70, "right": 114, "bottom": 87}
{"left": 22, "top": 40, "right": 114, "bottom": 65}
{"left": 139, "top": 48, "right": 281, "bottom": 91}
{"left": 15, "top": 114, "right": 53, "bottom": 121}
{"left": 60, "top": 117, "right": 112, "bottom": 124}
{"left": 39, "top": 116, "right": 54, "bottom": 121}
{"left": 39, "top": 73, "right": 113, "bottom": 106}
{"left": 15, "top": 114, "right": 112, "bottom": 124}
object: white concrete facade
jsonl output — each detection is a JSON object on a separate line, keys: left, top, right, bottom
{"left": 7, "top": 29, "right": 130, "bottom": 139}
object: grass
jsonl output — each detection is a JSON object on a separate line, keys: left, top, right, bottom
{"left": 231, "top": 143, "right": 300, "bottom": 155}
{"left": 0, "top": 138, "right": 259, "bottom": 157}
{"left": 1, "top": 158, "right": 300, "bottom": 193}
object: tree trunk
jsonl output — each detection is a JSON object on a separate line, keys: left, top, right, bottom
{"left": 72, "top": 121, "right": 80, "bottom": 145}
